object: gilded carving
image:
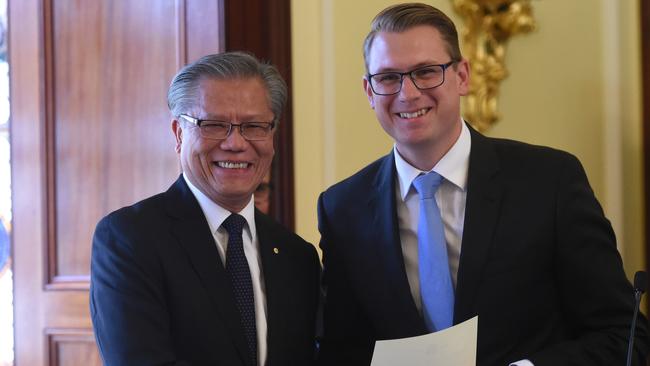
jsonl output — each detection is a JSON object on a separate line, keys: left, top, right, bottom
{"left": 452, "top": 0, "right": 536, "bottom": 131}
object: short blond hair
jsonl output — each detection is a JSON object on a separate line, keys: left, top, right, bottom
{"left": 363, "top": 3, "right": 462, "bottom": 72}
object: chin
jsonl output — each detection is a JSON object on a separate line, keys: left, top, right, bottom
{"left": 398, "top": 133, "right": 432, "bottom": 145}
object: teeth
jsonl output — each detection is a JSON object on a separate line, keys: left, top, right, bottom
{"left": 398, "top": 108, "right": 429, "bottom": 119}
{"left": 218, "top": 161, "right": 249, "bottom": 169}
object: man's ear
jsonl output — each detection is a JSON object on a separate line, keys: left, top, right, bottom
{"left": 363, "top": 77, "right": 375, "bottom": 109}
{"left": 455, "top": 58, "right": 471, "bottom": 96}
{"left": 172, "top": 119, "right": 182, "bottom": 153}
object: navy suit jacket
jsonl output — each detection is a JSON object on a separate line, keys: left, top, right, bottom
{"left": 317, "top": 125, "right": 649, "bottom": 366}
{"left": 90, "top": 176, "right": 320, "bottom": 366}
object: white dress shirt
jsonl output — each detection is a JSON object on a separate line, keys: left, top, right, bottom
{"left": 394, "top": 120, "right": 470, "bottom": 304}
{"left": 393, "top": 122, "right": 532, "bottom": 366}
{"left": 184, "top": 173, "right": 268, "bottom": 366}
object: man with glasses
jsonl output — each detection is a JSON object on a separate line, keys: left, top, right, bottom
{"left": 90, "top": 52, "right": 320, "bottom": 366}
{"left": 317, "top": 3, "right": 648, "bottom": 366}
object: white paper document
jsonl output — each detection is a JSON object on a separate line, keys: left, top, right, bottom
{"left": 371, "top": 316, "right": 478, "bottom": 366}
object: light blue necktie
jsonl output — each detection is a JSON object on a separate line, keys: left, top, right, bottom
{"left": 413, "top": 172, "right": 454, "bottom": 332}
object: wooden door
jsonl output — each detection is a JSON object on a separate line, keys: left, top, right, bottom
{"left": 9, "top": 1, "right": 224, "bottom": 364}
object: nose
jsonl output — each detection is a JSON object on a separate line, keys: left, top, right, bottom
{"left": 219, "top": 126, "right": 248, "bottom": 151}
{"left": 398, "top": 76, "right": 421, "bottom": 100}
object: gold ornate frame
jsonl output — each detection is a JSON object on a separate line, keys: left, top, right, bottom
{"left": 452, "top": 0, "right": 536, "bottom": 131}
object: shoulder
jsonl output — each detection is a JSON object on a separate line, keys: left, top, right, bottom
{"left": 99, "top": 192, "right": 167, "bottom": 227}
{"left": 321, "top": 153, "right": 391, "bottom": 205}
{"left": 93, "top": 189, "right": 175, "bottom": 252}
{"left": 489, "top": 135, "right": 577, "bottom": 161}
{"left": 96, "top": 175, "right": 193, "bottom": 230}
{"left": 479, "top": 134, "right": 583, "bottom": 176}
{"left": 91, "top": 192, "right": 174, "bottom": 279}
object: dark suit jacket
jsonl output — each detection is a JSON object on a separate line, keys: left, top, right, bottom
{"left": 316, "top": 126, "right": 649, "bottom": 366}
{"left": 90, "top": 176, "right": 320, "bottom": 366}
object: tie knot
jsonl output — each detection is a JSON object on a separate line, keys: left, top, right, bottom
{"left": 222, "top": 213, "right": 247, "bottom": 236}
{"left": 413, "top": 172, "right": 443, "bottom": 199}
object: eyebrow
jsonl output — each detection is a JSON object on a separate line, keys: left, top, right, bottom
{"left": 196, "top": 113, "right": 273, "bottom": 122}
{"left": 372, "top": 62, "right": 443, "bottom": 74}
{"left": 198, "top": 114, "right": 222, "bottom": 120}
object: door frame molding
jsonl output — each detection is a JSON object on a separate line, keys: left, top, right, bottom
{"left": 642, "top": 0, "right": 650, "bottom": 298}
{"left": 224, "top": 0, "right": 295, "bottom": 229}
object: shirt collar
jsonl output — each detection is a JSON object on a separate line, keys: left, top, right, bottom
{"left": 182, "top": 173, "right": 257, "bottom": 242}
{"left": 394, "top": 119, "right": 471, "bottom": 201}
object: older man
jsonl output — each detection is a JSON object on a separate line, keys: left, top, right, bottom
{"left": 90, "top": 52, "right": 320, "bottom": 366}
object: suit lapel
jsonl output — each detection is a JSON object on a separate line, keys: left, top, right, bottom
{"left": 368, "top": 154, "right": 428, "bottom": 334}
{"left": 454, "top": 126, "right": 503, "bottom": 323}
{"left": 164, "top": 177, "right": 252, "bottom": 366}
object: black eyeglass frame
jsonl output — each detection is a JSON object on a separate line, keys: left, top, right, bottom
{"left": 179, "top": 114, "right": 276, "bottom": 141}
{"left": 366, "top": 61, "right": 457, "bottom": 96}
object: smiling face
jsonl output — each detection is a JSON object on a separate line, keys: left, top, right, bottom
{"left": 172, "top": 77, "right": 275, "bottom": 212}
{"left": 364, "top": 25, "right": 469, "bottom": 170}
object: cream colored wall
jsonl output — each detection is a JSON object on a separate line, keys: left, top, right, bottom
{"left": 291, "top": 0, "right": 644, "bottom": 277}
{"left": 618, "top": 0, "right": 644, "bottom": 279}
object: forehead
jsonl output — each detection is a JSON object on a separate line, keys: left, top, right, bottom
{"left": 195, "top": 77, "right": 272, "bottom": 117}
{"left": 367, "top": 25, "right": 450, "bottom": 73}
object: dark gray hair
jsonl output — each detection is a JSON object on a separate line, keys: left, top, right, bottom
{"left": 167, "top": 51, "right": 287, "bottom": 123}
{"left": 363, "top": 3, "right": 462, "bottom": 72}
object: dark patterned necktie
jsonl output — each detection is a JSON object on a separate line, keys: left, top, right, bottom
{"left": 222, "top": 214, "right": 257, "bottom": 366}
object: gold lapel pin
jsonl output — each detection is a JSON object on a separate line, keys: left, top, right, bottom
{"left": 273, "top": 247, "right": 279, "bottom": 254}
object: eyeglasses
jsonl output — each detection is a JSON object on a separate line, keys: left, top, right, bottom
{"left": 179, "top": 114, "right": 275, "bottom": 141}
{"left": 366, "top": 61, "right": 456, "bottom": 96}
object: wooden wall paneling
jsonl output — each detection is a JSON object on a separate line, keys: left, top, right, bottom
{"left": 224, "top": 0, "right": 295, "bottom": 229}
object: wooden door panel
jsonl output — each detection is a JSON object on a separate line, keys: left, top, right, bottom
{"left": 47, "top": 329, "right": 101, "bottom": 366}
{"left": 48, "top": 0, "right": 180, "bottom": 281}
{"left": 10, "top": 0, "right": 224, "bottom": 364}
